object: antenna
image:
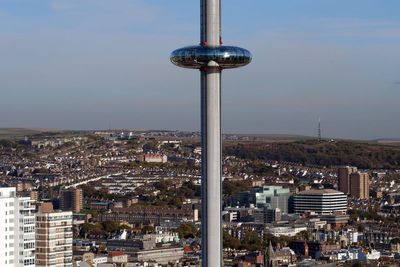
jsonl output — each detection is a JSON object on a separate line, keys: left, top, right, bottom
{"left": 318, "top": 117, "right": 321, "bottom": 141}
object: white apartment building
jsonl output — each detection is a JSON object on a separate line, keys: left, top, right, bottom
{"left": 0, "top": 187, "right": 36, "bottom": 267}
{"left": 36, "top": 203, "right": 73, "bottom": 267}
{"left": 293, "top": 189, "right": 348, "bottom": 215}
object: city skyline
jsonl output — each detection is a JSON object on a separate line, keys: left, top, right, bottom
{"left": 1, "top": 0, "right": 400, "bottom": 139}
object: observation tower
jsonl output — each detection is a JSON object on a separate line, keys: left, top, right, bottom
{"left": 170, "top": 0, "right": 252, "bottom": 265}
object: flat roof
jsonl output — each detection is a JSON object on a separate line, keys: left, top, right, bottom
{"left": 297, "top": 189, "right": 343, "bottom": 195}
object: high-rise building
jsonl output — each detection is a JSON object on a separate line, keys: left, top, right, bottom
{"left": 349, "top": 172, "right": 370, "bottom": 199}
{"left": 60, "top": 188, "right": 83, "bottom": 213}
{"left": 293, "top": 189, "right": 347, "bottom": 215}
{"left": 337, "top": 166, "right": 357, "bottom": 194}
{"left": 0, "top": 187, "right": 36, "bottom": 267}
{"left": 36, "top": 202, "right": 73, "bottom": 267}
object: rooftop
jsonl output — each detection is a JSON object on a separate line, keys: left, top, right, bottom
{"left": 297, "top": 189, "right": 344, "bottom": 196}
{"left": 108, "top": 251, "right": 126, "bottom": 257}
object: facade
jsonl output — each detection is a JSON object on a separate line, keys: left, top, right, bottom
{"left": 337, "top": 167, "right": 369, "bottom": 199}
{"left": 254, "top": 208, "right": 281, "bottom": 224}
{"left": 97, "top": 206, "right": 197, "bottom": 225}
{"left": 268, "top": 225, "right": 308, "bottom": 237}
{"left": 60, "top": 188, "right": 83, "bottom": 212}
{"left": 223, "top": 207, "right": 254, "bottom": 222}
{"left": 349, "top": 172, "right": 370, "bottom": 199}
{"left": 337, "top": 166, "right": 357, "bottom": 194}
{"left": 132, "top": 247, "right": 184, "bottom": 265}
{"left": 36, "top": 203, "right": 73, "bottom": 267}
{"left": 266, "top": 243, "right": 296, "bottom": 267}
{"left": 138, "top": 153, "right": 168, "bottom": 163}
{"left": 255, "top": 186, "right": 290, "bottom": 213}
{"left": 0, "top": 187, "right": 36, "bottom": 267}
{"left": 293, "top": 189, "right": 347, "bottom": 215}
{"left": 320, "top": 214, "right": 350, "bottom": 229}
{"left": 289, "top": 241, "right": 341, "bottom": 259}
{"left": 74, "top": 252, "right": 108, "bottom": 267}
{"left": 231, "top": 186, "right": 290, "bottom": 213}
{"left": 107, "top": 251, "right": 128, "bottom": 267}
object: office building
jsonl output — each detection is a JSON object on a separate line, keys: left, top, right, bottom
{"left": 337, "top": 166, "right": 357, "bottom": 194}
{"left": 36, "top": 202, "right": 73, "bottom": 267}
{"left": 293, "top": 189, "right": 347, "bottom": 215}
{"left": 231, "top": 185, "right": 290, "bottom": 213}
{"left": 254, "top": 208, "right": 281, "bottom": 224}
{"left": 0, "top": 187, "right": 36, "bottom": 267}
{"left": 350, "top": 172, "right": 370, "bottom": 199}
{"left": 60, "top": 188, "right": 83, "bottom": 212}
{"left": 170, "top": 0, "right": 252, "bottom": 264}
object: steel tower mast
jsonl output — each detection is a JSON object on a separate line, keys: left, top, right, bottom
{"left": 171, "top": 0, "right": 252, "bottom": 265}
{"left": 318, "top": 117, "right": 321, "bottom": 141}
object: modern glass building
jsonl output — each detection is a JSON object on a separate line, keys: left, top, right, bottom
{"left": 231, "top": 185, "right": 290, "bottom": 213}
{"left": 293, "top": 189, "right": 347, "bottom": 215}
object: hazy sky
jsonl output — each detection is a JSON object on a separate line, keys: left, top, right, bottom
{"left": 1, "top": 0, "right": 400, "bottom": 139}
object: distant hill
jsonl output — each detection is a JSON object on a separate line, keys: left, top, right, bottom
{"left": 225, "top": 139, "right": 400, "bottom": 169}
{"left": 0, "top": 128, "right": 62, "bottom": 140}
{"left": 224, "top": 133, "right": 315, "bottom": 142}
{"left": 376, "top": 139, "right": 400, "bottom": 145}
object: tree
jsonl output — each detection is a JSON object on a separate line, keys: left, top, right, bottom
{"left": 79, "top": 223, "right": 104, "bottom": 238}
{"left": 176, "top": 223, "right": 198, "bottom": 239}
{"left": 0, "top": 140, "right": 14, "bottom": 148}
{"left": 223, "top": 179, "right": 252, "bottom": 198}
{"left": 223, "top": 231, "right": 240, "bottom": 250}
{"left": 154, "top": 180, "right": 173, "bottom": 191}
{"left": 141, "top": 225, "right": 155, "bottom": 234}
{"left": 241, "top": 231, "right": 263, "bottom": 251}
{"left": 296, "top": 230, "right": 310, "bottom": 240}
{"left": 101, "top": 221, "right": 120, "bottom": 233}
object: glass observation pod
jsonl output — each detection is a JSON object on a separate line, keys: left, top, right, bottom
{"left": 170, "top": 45, "right": 252, "bottom": 69}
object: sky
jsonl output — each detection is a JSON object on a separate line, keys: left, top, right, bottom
{"left": 1, "top": 0, "right": 400, "bottom": 139}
